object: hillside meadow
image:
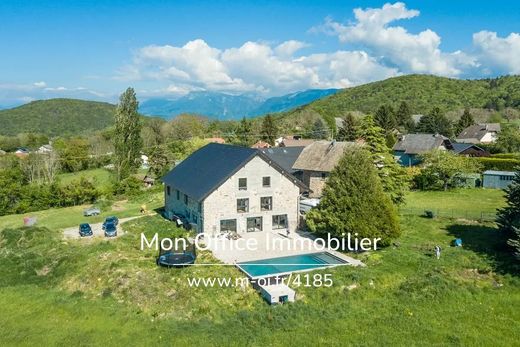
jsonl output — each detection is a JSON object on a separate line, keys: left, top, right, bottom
{"left": 0, "top": 189, "right": 519, "bottom": 345}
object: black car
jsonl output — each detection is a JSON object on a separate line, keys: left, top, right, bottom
{"left": 102, "top": 216, "right": 119, "bottom": 230}
{"left": 104, "top": 222, "right": 117, "bottom": 237}
{"left": 79, "top": 223, "right": 93, "bottom": 237}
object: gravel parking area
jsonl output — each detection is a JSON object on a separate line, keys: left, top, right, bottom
{"left": 63, "top": 216, "right": 144, "bottom": 239}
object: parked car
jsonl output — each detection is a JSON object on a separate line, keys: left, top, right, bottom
{"left": 79, "top": 223, "right": 93, "bottom": 237}
{"left": 299, "top": 198, "right": 321, "bottom": 214}
{"left": 83, "top": 206, "right": 101, "bottom": 216}
{"left": 102, "top": 216, "right": 119, "bottom": 229}
{"left": 104, "top": 222, "right": 117, "bottom": 237}
{"left": 163, "top": 211, "right": 191, "bottom": 230}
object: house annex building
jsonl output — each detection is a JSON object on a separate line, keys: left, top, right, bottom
{"left": 162, "top": 143, "right": 307, "bottom": 235}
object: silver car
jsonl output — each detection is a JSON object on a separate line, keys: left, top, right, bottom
{"left": 83, "top": 206, "right": 101, "bottom": 216}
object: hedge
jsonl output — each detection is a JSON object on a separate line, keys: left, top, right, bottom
{"left": 471, "top": 157, "right": 520, "bottom": 171}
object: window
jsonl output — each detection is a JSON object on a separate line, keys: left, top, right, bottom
{"left": 167, "top": 186, "right": 171, "bottom": 196}
{"left": 238, "top": 178, "right": 247, "bottom": 190}
{"left": 261, "top": 196, "right": 272, "bottom": 211}
{"left": 247, "top": 217, "right": 262, "bottom": 232}
{"left": 237, "top": 198, "right": 249, "bottom": 213}
{"left": 220, "top": 219, "right": 237, "bottom": 233}
{"left": 176, "top": 190, "right": 180, "bottom": 200}
{"left": 500, "top": 175, "right": 513, "bottom": 181}
{"left": 184, "top": 194, "right": 188, "bottom": 205}
{"left": 262, "top": 176, "right": 271, "bottom": 187}
{"left": 198, "top": 202, "right": 202, "bottom": 213}
{"left": 272, "top": 214, "right": 288, "bottom": 230}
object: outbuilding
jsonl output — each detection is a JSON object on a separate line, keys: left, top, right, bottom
{"left": 482, "top": 170, "right": 515, "bottom": 189}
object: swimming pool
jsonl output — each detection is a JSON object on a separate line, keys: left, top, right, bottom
{"left": 237, "top": 252, "right": 348, "bottom": 278}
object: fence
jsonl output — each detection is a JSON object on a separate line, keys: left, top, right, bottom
{"left": 399, "top": 207, "right": 497, "bottom": 222}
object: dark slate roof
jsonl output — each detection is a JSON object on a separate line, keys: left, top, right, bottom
{"left": 451, "top": 143, "right": 486, "bottom": 154}
{"left": 393, "top": 134, "right": 452, "bottom": 155}
{"left": 258, "top": 146, "right": 305, "bottom": 174}
{"left": 162, "top": 143, "right": 306, "bottom": 201}
{"left": 456, "top": 123, "right": 501, "bottom": 141}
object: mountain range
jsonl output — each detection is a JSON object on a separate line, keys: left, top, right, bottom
{"left": 138, "top": 89, "right": 339, "bottom": 119}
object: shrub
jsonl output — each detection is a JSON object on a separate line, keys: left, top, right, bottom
{"left": 471, "top": 157, "right": 520, "bottom": 171}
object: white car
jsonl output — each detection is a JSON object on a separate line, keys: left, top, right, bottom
{"left": 299, "top": 198, "right": 320, "bottom": 214}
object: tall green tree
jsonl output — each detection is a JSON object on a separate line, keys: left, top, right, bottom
{"left": 374, "top": 104, "right": 397, "bottom": 133}
{"left": 311, "top": 118, "right": 329, "bottom": 139}
{"left": 148, "top": 145, "right": 171, "bottom": 179}
{"left": 495, "top": 127, "right": 520, "bottom": 153}
{"left": 395, "top": 101, "right": 414, "bottom": 131}
{"left": 357, "top": 116, "right": 409, "bottom": 205}
{"left": 306, "top": 147, "right": 400, "bottom": 246}
{"left": 456, "top": 108, "right": 475, "bottom": 135}
{"left": 235, "top": 117, "right": 253, "bottom": 146}
{"left": 261, "top": 114, "right": 278, "bottom": 145}
{"left": 114, "top": 87, "right": 143, "bottom": 182}
{"left": 336, "top": 113, "right": 357, "bottom": 141}
{"left": 417, "top": 107, "right": 454, "bottom": 137}
{"left": 497, "top": 170, "right": 520, "bottom": 261}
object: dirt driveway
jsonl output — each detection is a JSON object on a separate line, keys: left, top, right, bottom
{"left": 63, "top": 215, "right": 145, "bottom": 240}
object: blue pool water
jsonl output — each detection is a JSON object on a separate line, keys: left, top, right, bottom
{"left": 237, "top": 252, "right": 347, "bottom": 278}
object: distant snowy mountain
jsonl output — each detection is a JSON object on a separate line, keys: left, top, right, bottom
{"left": 138, "top": 89, "right": 339, "bottom": 119}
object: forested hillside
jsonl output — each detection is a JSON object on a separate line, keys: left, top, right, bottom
{"left": 280, "top": 74, "right": 520, "bottom": 128}
{"left": 0, "top": 99, "right": 117, "bottom": 136}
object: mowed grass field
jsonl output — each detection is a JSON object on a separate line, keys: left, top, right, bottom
{"left": 403, "top": 188, "right": 506, "bottom": 220}
{"left": 0, "top": 189, "right": 519, "bottom": 346}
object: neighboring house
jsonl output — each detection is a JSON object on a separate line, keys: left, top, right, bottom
{"left": 162, "top": 143, "right": 306, "bottom": 235}
{"left": 206, "top": 137, "right": 226, "bottom": 144}
{"left": 258, "top": 146, "right": 306, "bottom": 183}
{"left": 393, "top": 133, "right": 453, "bottom": 166}
{"left": 36, "top": 144, "right": 53, "bottom": 154}
{"left": 15, "top": 147, "right": 30, "bottom": 158}
{"left": 456, "top": 123, "right": 501, "bottom": 144}
{"left": 292, "top": 140, "right": 355, "bottom": 197}
{"left": 251, "top": 140, "right": 271, "bottom": 149}
{"left": 334, "top": 117, "right": 344, "bottom": 130}
{"left": 483, "top": 170, "right": 515, "bottom": 189}
{"left": 279, "top": 137, "right": 316, "bottom": 148}
{"left": 451, "top": 143, "right": 490, "bottom": 157}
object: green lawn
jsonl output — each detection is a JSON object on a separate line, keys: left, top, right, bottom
{"left": 403, "top": 188, "right": 506, "bottom": 220}
{"left": 0, "top": 191, "right": 163, "bottom": 230}
{"left": 58, "top": 168, "right": 113, "bottom": 189}
{"left": 0, "top": 190, "right": 519, "bottom": 345}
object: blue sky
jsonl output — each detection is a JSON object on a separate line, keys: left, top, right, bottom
{"left": 1, "top": 1, "right": 519, "bottom": 104}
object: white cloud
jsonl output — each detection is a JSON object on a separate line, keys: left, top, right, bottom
{"left": 119, "top": 38, "right": 398, "bottom": 96}
{"left": 33, "top": 81, "right": 47, "bottom": 88}
{"left": 473, "top": 31, "right": 520, "bottom": 74}
{"left": 318, "top": 2, "right": 476, "bottom": 76}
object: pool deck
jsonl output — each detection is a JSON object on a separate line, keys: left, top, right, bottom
{"left": 203, "top": 230, "right": 364, "bottom": 267}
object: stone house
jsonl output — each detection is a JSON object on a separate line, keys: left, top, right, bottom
{"left": 162, "top": 143, "right": 306, "bottom": 235}
{"left": 292, "top": 140, "right": 355, "bottom": 197}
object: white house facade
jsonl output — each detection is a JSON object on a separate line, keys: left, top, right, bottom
{"left": 163, "top": 143, "right": 306, "bottom": 235}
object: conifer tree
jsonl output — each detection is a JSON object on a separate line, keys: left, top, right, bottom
{"left": 374, "top": 104, "right": 396, "bottom": 133}
{"left": 306, "top": 147, "right": 400, "bottom": 246}
{"left": 395, "top": 101, "right": 414, "bottom": 131}
{"left": 336, "top": 113, "right": 357, "bottom": 141}
{"left": 357, "top": 116, "right": 409, "bottom": 205}
{"left": 261, "top": 114, "right": 278, "bottom": 145}
{"left": 497, "top": 170, "right": 520, "bottom": 260}
{"left": 417, "top": 107, "right": 454, "bottom": 137}
{"left": 456, "top": 108, "right": 475, "bottom": 135}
